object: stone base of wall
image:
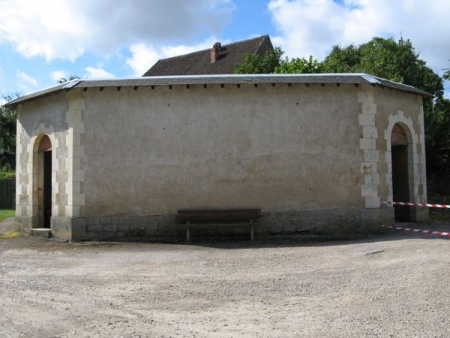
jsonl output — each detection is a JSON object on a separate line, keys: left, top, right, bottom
{"left": 52, "top": 217, "right": 78, "bottom": 240}
{"left": 15, "top": 216, "right": 32, "bottom": 233}
{"left": 262, "top": 208, "right": 363, "bottom": 235}
{"left": 71, "top": 207, "right": 393, "bottom": 241}
{"left": 361, "top": 207, "right": 395, "bottom": 231}
{"left": 70, "top": 214, "right": 178, "bottom": 241}
{"left": 412, "top": 207, "right": 429, "bottom": 222}
{"left": 16, "top": 207, "right": 396, "bottom": 241}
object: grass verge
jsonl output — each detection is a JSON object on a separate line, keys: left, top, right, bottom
{"left": 0, "top": 171, "right": 15, "bottom": 179}
{"left": 0, "top": 231, "right": 21, "bottom": 239}
{"left": 0, "top": 209, "right": 15, "bottom": 222}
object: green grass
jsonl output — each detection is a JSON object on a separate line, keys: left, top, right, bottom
{"left": 0, "top": 209, "right": 15, "bottom": 222}
{"left": 0, "top": 171, "right": 15, "bottom": 179}
{"left": 0, "top": 231, "right": 20, "bottom": 239}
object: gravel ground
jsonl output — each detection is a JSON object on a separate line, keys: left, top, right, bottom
{"left": 1, "top": 218, "right": 450, "bottom": 338}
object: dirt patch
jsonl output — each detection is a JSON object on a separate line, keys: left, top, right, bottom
{"left": 1, "top": 223, "right": 450, "bottom": 337}
{"left": 0, "top": 217, "right": 19, "bottom": 234}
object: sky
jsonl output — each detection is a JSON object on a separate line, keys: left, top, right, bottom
{"left": 0, "top": 0, "right": 449, "bottom": 100}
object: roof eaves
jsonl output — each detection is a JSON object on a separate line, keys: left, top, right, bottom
{"left": 4, "top": 81, "right": 73, "bottom": 109}
{"left": 77, "top": 73, "right": 435, "bottom": 98}
{"left": 371, "top": 76, "right": 434, "bottom": 98}
{"left": 5, "top": 74, "right": 434, "bottom": 108}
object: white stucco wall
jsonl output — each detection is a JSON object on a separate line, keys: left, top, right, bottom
{"left": 81, "top": 83, "right": 363, "bottom": 216}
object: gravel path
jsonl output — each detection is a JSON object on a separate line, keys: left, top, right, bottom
{"left": 1, "top": 219, "right": 450, "bottom": 337}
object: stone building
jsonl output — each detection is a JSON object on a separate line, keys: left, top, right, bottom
{"left": 6, "top": 74, "right": 431, "bottom": 240}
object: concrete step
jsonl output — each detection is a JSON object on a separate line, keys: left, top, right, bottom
{"left": 30, "top": 228, "right": 52, "bottom": 238}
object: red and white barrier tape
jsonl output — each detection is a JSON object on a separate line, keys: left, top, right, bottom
{"left": 381, "top": 224, "right": 450, "bottom": 237}
{"left": 382, "top": 201, "right": 450, "bottom": 209}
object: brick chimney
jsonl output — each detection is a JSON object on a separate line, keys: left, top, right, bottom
{"left": 210, "top": 42, "right": 221, "bottom": 63}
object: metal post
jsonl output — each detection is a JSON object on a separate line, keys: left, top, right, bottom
{"left": 186, "top": 221, "right": 190, "bottom": 242}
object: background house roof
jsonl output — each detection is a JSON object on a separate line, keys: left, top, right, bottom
{"left": 142, "top": 35, "right": 273, "bottom": 76}
{"left": 5, "top": 73, "right": 433, "bottom": 109}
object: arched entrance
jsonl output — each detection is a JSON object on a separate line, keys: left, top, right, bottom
{"left": 391, "top": 124, "right": 411, "bottom": 221}
{"left": 36, "top": 135, "right": 52, "bottom": 228}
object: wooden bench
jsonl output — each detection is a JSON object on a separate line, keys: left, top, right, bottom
{"left": 177, "top": 209, "right": 261, "bottom": 241}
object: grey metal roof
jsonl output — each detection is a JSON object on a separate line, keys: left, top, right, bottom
{"left": 5, "top": 73, "right": 433, "bottom": 108}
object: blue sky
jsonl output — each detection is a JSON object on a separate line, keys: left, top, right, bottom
{"left": 0, "top": 0, "right": 449, "bottom": 100}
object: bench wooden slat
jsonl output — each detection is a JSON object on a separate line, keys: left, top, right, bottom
{"left": 180, "top": 222, "right": 257, "bottom": 227}
{"left": 178, "top": 214, "right": 260, "bottom": 221}
{"left": 177, "top": 209, "right": 261, "bottom": 215}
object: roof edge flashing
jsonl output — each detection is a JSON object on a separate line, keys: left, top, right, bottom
{"left": 63, "top": 80, "right": 81, "bottom": 89}
{"left": 361, "top": 74, "right": 381, "bottom": 84}
{"left": 6, "top": 73, "right": 433, "bottom": 107}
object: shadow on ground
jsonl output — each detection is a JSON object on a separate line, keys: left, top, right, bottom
{"left": 1, "top": 217, "right": 449, "bottom": 251}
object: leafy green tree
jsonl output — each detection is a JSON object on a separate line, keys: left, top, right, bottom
{"left": 57, "top": 75, "right": 80, "bottom": 83}
{"left": 425, "top": 98, "right": 450, "bottom": 195}
{"left": 234, "top": 47, "right": 284, "bottom": 74}
{"left": 320, "top": 44, "right": 360, "bottom": 73}
{"left": 323, "top": 37, "right": 444, "bottom": 98}
{"left": 0, "top": 94, "right": 20, "bottom": 171}
{"left": 275, "top": 55, "right": 323, "bottom": 74}
{"left": 444, "top": 64, "right": 450, "bottom": 81}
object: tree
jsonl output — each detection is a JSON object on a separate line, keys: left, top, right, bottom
{"left": 57, "top": 75, "right": 80, "bottom": 83}
{"left": 233, "top": 47, "right": 284, "bottom": 74}
{"left": 323, "top": 37, "right": 444, "bottom": 98}
{"left": 0, "top": 94, "right": 20, "bottom": 171}
{"left": 320, "top": 44, "right": 360, "bottom": 73}
{"left": 425, "top": 98, "right": 450, "bottom": 195}
{"left": 275, "top": 55, "right": 323, "bottom": 74}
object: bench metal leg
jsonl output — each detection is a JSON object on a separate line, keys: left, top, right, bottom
{"left": 186, "top": 221, "right": 190, "bottom": 242}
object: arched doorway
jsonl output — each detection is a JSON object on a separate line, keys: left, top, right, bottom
{"left": 391, "top": 124, "right": 410, "bottom": 221}
{"left": 36, "top": 135, "right": 52, "bottom": 228}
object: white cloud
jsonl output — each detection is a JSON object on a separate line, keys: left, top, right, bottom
{"left": 51, "top": 71, "right": 69, "bottom": 82}
{"left": 17, "top": 70, "right": 38, "bottom": 90}
{"left": 126, "top": 44, "right": 161, "bottom": 77}
{"left": 0, "top": 0, "right": 235, "bottom": 61}
{"left": 85, "top": 67, "right": 115, "bottom": 79}
{"left": 268, "top": 0, "right": 450, "bottom": 76}
{"left": 0, "top": 63, "right": 5, "bottom": 93}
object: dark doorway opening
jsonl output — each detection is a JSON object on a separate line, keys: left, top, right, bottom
{"left": 43, "top": 150, "right": 52, "bottom": 228}
{"left": 36, "top": 135, "right": 52, "bottom": 229}
{"left": 392, "top": 145, "right": 410, "bottom": 221}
